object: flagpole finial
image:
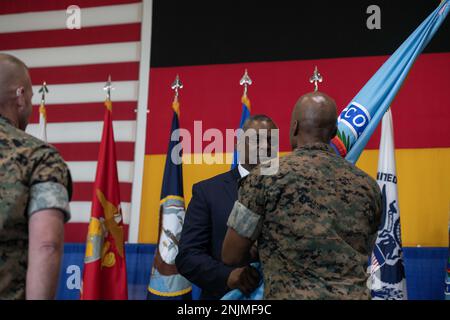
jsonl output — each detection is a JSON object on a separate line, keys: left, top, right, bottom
{"left": 38, "top": 81, "right": 49, "bottom": 104}
{"left": 171, "top": 74, "right": 183, "bottom": 100}
{"left": 240, "top": 69, "right": 252, "bottom": 97}
{"left": 309, "top": 66, "right": 323, "bottom": 92}
{"left": 104, "top": 75, "right": 114, "bottom": 101}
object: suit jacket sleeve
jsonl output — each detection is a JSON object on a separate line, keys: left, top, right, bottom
{"left": 176, "top": 183, "right": 234, "bottom": 297}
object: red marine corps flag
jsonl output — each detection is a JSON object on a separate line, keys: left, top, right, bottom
{"left": 80, "top": 76, "right": 128, "bottom": 300}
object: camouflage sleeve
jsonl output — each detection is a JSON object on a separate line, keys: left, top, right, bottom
{"left": 27, "top": 146, "right": 72, "bottom": 222}
{"left": 226, "top": 172, "right": 266, "bottom": 241}
{"left": 367, "top": 178, "right": 383, "bottom": 249}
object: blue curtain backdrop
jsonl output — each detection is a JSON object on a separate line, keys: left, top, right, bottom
{"left": 57, "top": 244, "right": 446, "bottom": 300}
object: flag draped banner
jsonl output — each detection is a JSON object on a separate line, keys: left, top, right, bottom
{"left": 369, "top": 109, "right": 407, "bottom": 300}
{"left": 231, "top": 94, "right": 251, "bottom": 168}
{"left": 147, "top": 96, "right": 192, "bottom": 300}
{"left": 331, "top": 0, "right": 449, "bottom": 163}
{"left": 80, "top": 99, "right": 128, "bottom": 300}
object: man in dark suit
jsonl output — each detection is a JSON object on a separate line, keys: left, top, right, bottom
{"left": 175, "top": 114, "right": 278, "bottom": 299}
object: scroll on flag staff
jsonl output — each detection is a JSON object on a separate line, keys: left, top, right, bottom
{"left": 38, "top": 82, "right": 48, "bottom": 142}
{"left": 147, "top": 75, "right": 192, "bottom": 300}
{"left": 330, "top": 0, "right": 449, "bottom": 163}
{"left": 369, "top": 109, "right": 407, "bottom": 300}
{"left": 80, "top": 75, "right": 128, "bottom": 300}
{"left": 231, "top": 69, "right": 252, "bottom": 168}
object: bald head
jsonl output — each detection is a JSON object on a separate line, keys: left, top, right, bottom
{"left": 0, "top": 54, "right": 33, "bottom": 130}
{"left": 289, "top": 91, "right": 337, "bottom": 149}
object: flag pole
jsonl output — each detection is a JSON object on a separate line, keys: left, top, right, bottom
{"left": 38, "top": 81, "right": 48, "bottom": 142}
{"left": 239, "top": 68, "right": 252, "bottom": 98}
{"left": 309, "top": 66, "right": 323, "bottom": 92}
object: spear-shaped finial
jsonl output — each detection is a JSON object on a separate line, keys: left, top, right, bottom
{"left": 309, "top": 66, "right": 323, "bottom": 92}
{"left": 240, "top": 69, "right": 252, "bottom": 97}
{"left": 103, "top": 75, "right": 114, "bottom": 101}
{"left": 38, "top": 81, "right": 49, "bottom": 104}
{"left": 171, "top": 74, "right": 183, "bottom": 100}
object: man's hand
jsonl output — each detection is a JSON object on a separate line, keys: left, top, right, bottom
{"left": 227, "top": 266, "right": 260, "bottom": 296}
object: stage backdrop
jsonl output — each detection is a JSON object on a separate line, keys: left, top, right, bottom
{"left": 0, "top": 0, "right": 448, "bottom": 299}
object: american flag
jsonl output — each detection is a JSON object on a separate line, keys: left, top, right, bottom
{"left": 0, "top": 0, "right": 144, "bottom": 242}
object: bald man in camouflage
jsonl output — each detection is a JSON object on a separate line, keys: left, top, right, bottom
{"left": 222, "top": 92, "right": 382, "bottom": 299}
{"left": 0, "top": 54, "right": 72, "bottom": 299}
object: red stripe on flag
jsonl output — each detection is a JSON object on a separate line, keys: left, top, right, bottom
{"left": 0, "top": 23, "right": 141, "bottom": 50}
{"left": 72, "top": 182, "right": 133, "bottom": 202}
{"left": 0, "top": 0, "right": 141, "bottom": 15}
{"left": 29, "top": 62, "right": 140, "bottom": 86}
{"left": 146, "top": 52, "right": 450, "bottom": 154}
{"left": 54, "top": 142, "right": 135, "bottom": 162}
{"left": 64, "top": 222, "right": 130, "bottom": 243}
{"left": 30, "top": 102, "right": 137, "bottom": 123}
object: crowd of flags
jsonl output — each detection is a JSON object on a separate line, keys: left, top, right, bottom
{"left": 34, "top": 0, "right": 449, "bottom": 300}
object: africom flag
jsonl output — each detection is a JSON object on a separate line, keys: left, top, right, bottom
{"left": 331, "top": 0, "right": 449, "bottom": 163}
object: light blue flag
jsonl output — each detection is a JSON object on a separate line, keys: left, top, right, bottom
{"left": 331, "top": 0, "right": 449, "bottom": 164}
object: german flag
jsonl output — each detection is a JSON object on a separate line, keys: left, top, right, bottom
{"left": 140, "top": 0, "right": 450, "bottom": 259}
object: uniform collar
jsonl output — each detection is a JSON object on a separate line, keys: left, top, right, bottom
{"left": 237, "top": 163, "right": 250, "bottom": 178}
{"left": 294, "top": 142, "right": 335, "bottom": 154}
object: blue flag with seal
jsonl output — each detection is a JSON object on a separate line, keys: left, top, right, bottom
{"left": 331, "top": 0, "right": 450, "bottom": 163}
{"left": 369, "top": 109, "right": 407, "bottom": 300}
{"left": 147, "top": 76, "right": 192, "bottom": 300}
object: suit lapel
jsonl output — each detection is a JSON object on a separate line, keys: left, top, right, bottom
{"left": 223, "top": 167, "right": 240, "bottom": 202}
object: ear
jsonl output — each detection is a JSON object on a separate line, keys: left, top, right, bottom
{"left": 292, "top": 120, "right": 299, "bottom": 137}
{"left": 16, "top": 87, "right": 26, "bottom": 110}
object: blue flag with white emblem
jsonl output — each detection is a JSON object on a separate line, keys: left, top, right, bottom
{"left": 331, "top": 0, "right": 449, "bottom": 163}
{"left": 147, "top": 93, "right": 192, "bottom": 300}
{"left": 369, "top": 109, "right": 407, "bottom": 300}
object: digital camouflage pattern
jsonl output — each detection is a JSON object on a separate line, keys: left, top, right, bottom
{"left": 0, "top": 115, "right": 72, "bottom": 300}
{"left": 227, "top": 142, "right": 382, "bottom": 299}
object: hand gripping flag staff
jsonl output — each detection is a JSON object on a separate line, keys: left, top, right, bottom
{"left": 80, "top": 76, "right": 128, "bottom": 300}
{"left": 38, "top": 82, "right": 48, "bottom": 142}
{"left": 331, "top": 0, "right": 450, "bottom": 163}
{"left": 369, "top": 109, "right": 407, "bottom": 300}
{"left": 231, "top": 69, "right": 252, "bottom": 168}
{"left": 147, "top": 75, "right": 192, "bottom": 300}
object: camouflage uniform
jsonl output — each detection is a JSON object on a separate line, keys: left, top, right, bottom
{"left": 227, "top": 142, "right": 382, "bottom": 299}
{"left": 0, "top": 115, "right": 72, "bottom": 300}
